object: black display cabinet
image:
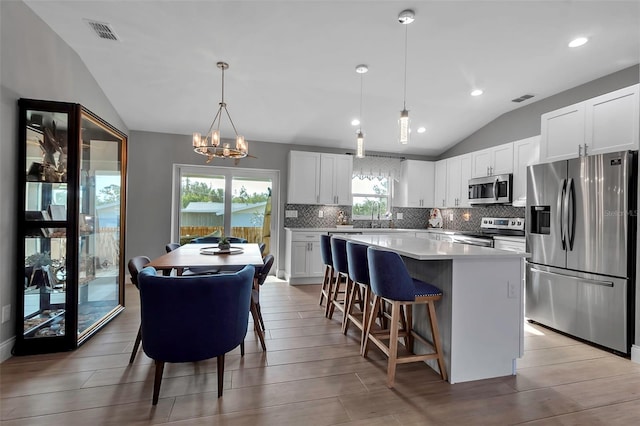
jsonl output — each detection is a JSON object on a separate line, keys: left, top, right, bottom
{"left": 15, "top": 99, "right": 127, "bottom": 355}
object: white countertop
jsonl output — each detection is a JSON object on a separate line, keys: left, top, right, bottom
{"left": 344, "top": 234, "right": 528, "bottom": 260}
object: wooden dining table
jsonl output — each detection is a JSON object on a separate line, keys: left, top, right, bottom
{"left": 146, "top": 243, "right": 265, "bottom": 276}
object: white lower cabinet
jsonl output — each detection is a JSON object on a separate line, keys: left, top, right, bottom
{"left": 285, "top": 230, "right": 324, "bottom": 284}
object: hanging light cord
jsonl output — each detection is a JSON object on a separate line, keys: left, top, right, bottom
{"left": 359, "top": 72, "right": 364, "bottom": 130}
{"left": 402, "top": 23, "right": 408, "bottom": 110}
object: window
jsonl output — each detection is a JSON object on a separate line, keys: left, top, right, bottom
{"left": 351, "top": 175, "right": 391, "bottom": 220}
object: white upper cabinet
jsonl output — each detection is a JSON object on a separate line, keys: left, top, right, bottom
{"left": 512, "top": 135, "right": 540, "bottom": 207}
{"left": 471, "top": 143, "right": 514, "bottom": 178}
{"left": 319, "top": 153, "right": 353, "bottom": 205}
{"left": 288, "top": 151, "right": 320, "bottom": 204}
{"left": 585, "top": 84, "right": 639, "bottom": 155}
{"left": 288, "top": 151, "right": 352, "bottom": 205}
{"left": 540, "top": 103, "right": 585, "bottom": 162}
{"left": 540, "top": 84, "right": 639, "bottom": 163}
{"left": 458, "top": 154, "right": 473, "bottom": 207}
{"left": 394, "top": 160, "right": 435, "bottom": 208}
{"left": 434, "top": 159, "right": 447, "bottom": 208}
{"left": 445, "top": 154, "right": 472, "bottom": 207}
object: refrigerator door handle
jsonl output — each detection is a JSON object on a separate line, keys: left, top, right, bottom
{"left": 567, "top": 178, "right": 576, "bottom": 250}
{"left": 529, "top": 267, "right": 614, "bottom": 287}
{"left": 558, "top": 178, "right": 567, "bottom": 250}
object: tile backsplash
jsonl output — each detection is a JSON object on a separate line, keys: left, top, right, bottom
{"left": 284, "top": 204, "right": 525, "bottom": 231}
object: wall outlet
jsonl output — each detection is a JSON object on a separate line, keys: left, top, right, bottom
{"left": 318, "top": 210, "right": 324, "bottom": 218}
{"left": 1, "top": 304, "right": 11, "bottom": 323}
{"left": 285, "top": 210, "right": 298, "bottom": 218}
{"left": 449, "top": 213, "right": 454, "bottom": 221}
{"left": 396, "top": 212, "right": 403, "bottom": 220}
{"left": 507, "top": 281, "right": 517, "bottom": 299}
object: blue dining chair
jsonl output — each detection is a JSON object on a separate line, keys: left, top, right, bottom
{"left": 364, "top": 247, "right": 447, "bottom": 388}
{"left": 127, "top": 255, "right": 150, "bottom": 364}
{"left": 137, "top": 264, "right": 254, "bottom": 404}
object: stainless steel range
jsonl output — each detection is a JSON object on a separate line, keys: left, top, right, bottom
{"left": 451, "top": 217, "right": 525, "bottom": 247}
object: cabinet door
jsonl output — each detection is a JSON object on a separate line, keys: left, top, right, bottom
{"left": 586, "top": 84, "right": 639, "bottom": 155}
{"left": 399, "top": 160, "right": 435, "bottom": 207}
{"left": 308, "top": 242, "right": 324, "bottom": 276}
{"left": 492, "top": 143, "right": 514, "bottom": 175}
{"left": 332, "top": 154, "right": 353, "bottom": 205}
{"left": 446, "top": 156, "right": 462, "bottom": 207}
{"left": 472, "top": 148, "right": 492, "bottom": 178}
{"left": 512, "top": 135, "right": 540, "bottom": 206}
{"left": 288, "top": 151, "right": 320, "bottom": 204}
{"left": 290, "top": 241, "right": 310, "bottom": 276}
{"left": 434, "top": 160, "right": 447, "bottom": 208}
{"left": 540, "top": 103, "right": 585, "bottom": 163}
{"left": 458, "top": 154, "right": 473, "bottom": 207}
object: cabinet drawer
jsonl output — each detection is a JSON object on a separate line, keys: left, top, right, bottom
{"left": 290, "top": 232, "right": 323, "bottom": 242}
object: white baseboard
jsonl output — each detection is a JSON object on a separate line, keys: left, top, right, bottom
{"left": 0, "top": 337, "right": 15, "bottom": 363}
{"left": 631, "top": 344, "right": 640, "bottom": 364}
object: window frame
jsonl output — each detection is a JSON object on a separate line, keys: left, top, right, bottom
{"left": 350, "top": 174, "right": 392, "bottom": 221}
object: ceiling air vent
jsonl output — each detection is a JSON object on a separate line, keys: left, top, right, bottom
{"left": 512, "top": 94, "right": 534, "bottom": 103}
{"left": 86, "top": 20, "right": 119, "bottom": 41}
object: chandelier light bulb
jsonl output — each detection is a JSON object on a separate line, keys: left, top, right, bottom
{"left": 356, "top": 130, "right": 365, "bottom": 158}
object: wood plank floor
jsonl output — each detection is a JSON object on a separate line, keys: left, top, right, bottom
{"left": 2, "top": 278, "right": 640, "bottom": 425}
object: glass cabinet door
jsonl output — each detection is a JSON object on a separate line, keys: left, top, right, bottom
{"left": 23, "top": 108, "right": 69, "bottom": 341}
{"left": 77, "top": 111, "right": 125, "bottom": 338}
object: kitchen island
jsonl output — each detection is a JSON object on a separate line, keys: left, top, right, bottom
{"left": 344, "top": 234, "right": 529, "bottom": 384}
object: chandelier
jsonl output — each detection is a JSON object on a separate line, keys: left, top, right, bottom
{"left": 193, "top": 62, "right": 248, "bottom": 162}
{"left": 355, "top": 64, "right": 368, "bottom": 158}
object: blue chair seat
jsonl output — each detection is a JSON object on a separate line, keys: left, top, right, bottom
{"left": 413, "top": 279, "right": 442, "bottom": 297}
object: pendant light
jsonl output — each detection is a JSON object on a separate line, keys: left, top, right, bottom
{"left": 355, "top": 64, "right": 368, "bottom": 158}
{"left": 398, "top": 9, "right": 415, "bottom": 145}
{"left": 192, "top": 62, "right": 248, "bottom": 162}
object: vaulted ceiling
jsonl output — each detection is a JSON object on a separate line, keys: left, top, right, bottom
{"left": 25, "top": 1, "right": 640, "bottom": 156}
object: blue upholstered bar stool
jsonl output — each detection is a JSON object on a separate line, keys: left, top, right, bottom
{"left": 364, "top": 246, "right": 447, "bottom": 387}
{"left": 327, "top": 236, "right": 353, "bottom": 321}
{"left": 318, "top": 234, "right": 335, "bottom": 314}
{"left": 344, "top": 241, "right": 370, "bottom": 352}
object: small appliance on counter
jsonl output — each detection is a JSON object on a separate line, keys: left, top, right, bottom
{"left": 428, "top": 208, "right": 443, "bottom": 228}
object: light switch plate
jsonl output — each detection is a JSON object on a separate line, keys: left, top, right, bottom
{"left": 285, "top": 210, "right": 298, "bottom": 218}
{"left": 318, "top": 210, "right": 324, "bottom": 218}
{"left": 1, "top": 305, "right": 10, "bottom": 323}
{"left": 396, "top": 212, "right": 403, "bottom": 220}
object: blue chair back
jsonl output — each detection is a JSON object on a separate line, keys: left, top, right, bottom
{"left": 191, "top": 236, "right": 248, "bottom": 244}
{"left": 330, "top": 236, "right": 349, "bottom": 274}
{"left": 367, "top": 247, "right": 415, "bottom": 301}
{"left": 346, "top": 241, "right": 370, "bottom": 286}
{"left": 137, "top": 265, "right": 254, "bottom": 363}
{"left": 320, "top": 234, "right": 332, "bottom": 266}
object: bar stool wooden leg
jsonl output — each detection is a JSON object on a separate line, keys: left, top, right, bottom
{"left": 387, "top": 301, "right": 401, "bottom": 387}
{"left": 319, "top": 265, "right": 333, "bottom": 306}
{"left": 428, "top": 300, "right": 447, "bottom": 381}
{"left": 363, "top": 294, "right": 381, "bottom": 358}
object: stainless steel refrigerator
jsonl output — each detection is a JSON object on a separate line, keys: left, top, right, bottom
{"left": 525, "top": 150, "right": 637, "bottom": 354}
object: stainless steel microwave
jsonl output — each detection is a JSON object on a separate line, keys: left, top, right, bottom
{"left": 468, "top": 174, "right": 513, "bottom": 205}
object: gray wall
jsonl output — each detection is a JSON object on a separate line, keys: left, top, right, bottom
{"left": 126, "top": 131, "right": 354, "bottom": 270}
{"left": 440, "top": 65, "right": 640, "bottom": 158}
{"left": 0, "top": 1, "right": 127, "bottom": 353}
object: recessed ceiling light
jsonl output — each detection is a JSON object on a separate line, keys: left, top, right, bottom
{"left": 568, "top": 37, "right": 588, "bottom": 48}
{"left": 351, "top": 119, "right": 360, "bottom": 126}
{"left": 471, "top": 89, "right": 483, "bottom": 97}
{"left": 417, "top": 127, "right": 426, "bottom": 134}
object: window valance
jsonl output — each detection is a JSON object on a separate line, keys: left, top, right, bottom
{"left": 352, "top": 155, "right": 403, "bottom": 181}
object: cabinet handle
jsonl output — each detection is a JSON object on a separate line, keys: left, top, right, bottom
{"left": 578, "top": 144, "right": 582, "bottom": 157}
{"left": 584, "top": 144, "right": 588, "bottom": 156}
{"left": 490, "top": 166, "right": 493, "bottom": 175}
{"left": 486, "top": 166, "right": 490, "bottom": 176}
{"left": 442, "top": 199, "right": 445, "bottom": 207}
